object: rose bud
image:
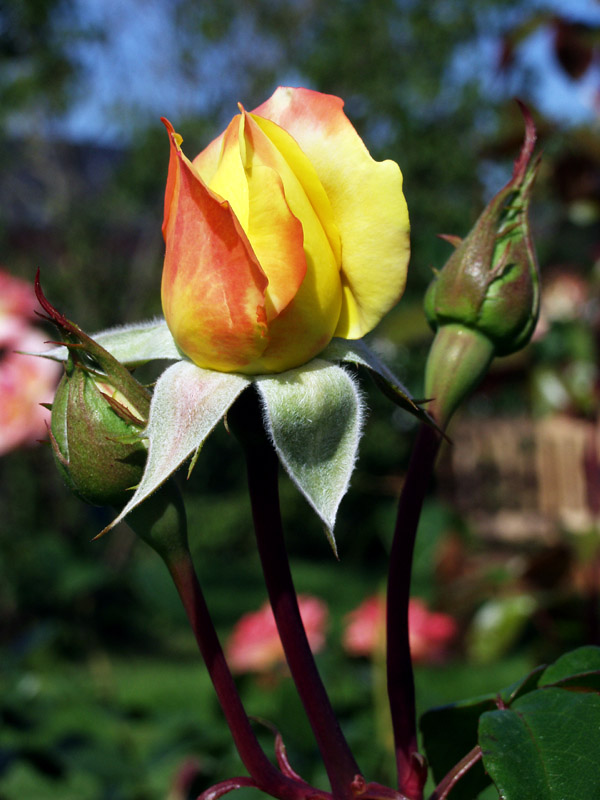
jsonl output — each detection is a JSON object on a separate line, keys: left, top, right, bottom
{"left": 161, "top": 86, "right": 410, "bottom": 374}
{"left": 423, "top": 104, "right": 541, "bottom": 426}
{"left": 36, "top": 278, "right": 150, "bottom": 507}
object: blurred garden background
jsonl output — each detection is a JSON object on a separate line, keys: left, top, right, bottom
{"left": 1, "top": 1, "right": 599, "bottom": 798}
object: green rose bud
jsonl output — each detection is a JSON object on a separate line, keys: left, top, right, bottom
{"left": 424, "top": 104, "right": 541, "bottom": 426}
{"left": 36, "top": 278, "right": 150, "bottom": 507}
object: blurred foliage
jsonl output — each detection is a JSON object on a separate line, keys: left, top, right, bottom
{"left": 1, "top": 0, "right": 600, "bottom": 798}
{"left": 0, "top": 0, "right": 81, "bottom": 119}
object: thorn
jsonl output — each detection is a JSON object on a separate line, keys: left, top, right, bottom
{"left": 47, "top": 425, "right": 69, "bottom": 466}
{"left": 437, "top": 233, "right": 462, "bottom": 248}
{"left": 195, "top": 777, "right": 258, "bottom": 800}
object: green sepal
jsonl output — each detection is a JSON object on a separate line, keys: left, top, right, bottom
{"left": 38, "top": 317, "right": 181, "bottom": 366}
{"left": 102, "top": 361, "right": 250, "bottom": 535}
{"left": 256, "top": 359, "right": 364, "bottom": 554}
{"left": 321, "top": 337, "right": 438, "bottom": 430}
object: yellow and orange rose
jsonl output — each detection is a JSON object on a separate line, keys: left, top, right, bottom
{"left": 40, "top": 87, "right": 421, "bottom": 539}
{"left": 161, "top": 86, "right": 410, "bottom": 374}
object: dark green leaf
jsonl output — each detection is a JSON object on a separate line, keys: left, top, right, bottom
{"left": 480, "top": 688, "right": 600, "bottom": 800}
{"left": 539, "top": 646, "right": 600, "bottom": 686}
{"left": 421, "top": 666, "right": 543, "bottom": 798}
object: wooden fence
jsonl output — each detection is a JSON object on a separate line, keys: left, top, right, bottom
{"left": 440, "top": 414, "right": 600, "bottom": 541}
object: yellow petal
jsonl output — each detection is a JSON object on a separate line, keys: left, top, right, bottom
{"left": 254, "top": 87, "right": 410, "bottom": 338}
{"left": 207, "top": 114, "right": 249, "bottom": 230}
{"left": 247, "top": 241, "right": 343, "bottom": 373}
{"left": 249, "top": 112, "right": 342, "bottom": 266}
{"left": 206, "top": 111, "right": 308, "bottom": 322}
{"left": 243, "top": 163, "right": 307, "bottom": 320}
{"left": 240, "top": 108, "right": 342, "bottom": 319}
{"left": 192, "top": 128, "right": 226, "bottom": 186}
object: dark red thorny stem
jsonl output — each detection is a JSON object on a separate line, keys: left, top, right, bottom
{"left": 167, "top": 390, "right": 463, "bottom": 800}
{"left": 166, "top": 554, "right": 322, "bottom": 800}
{"left": 232, "top": 389, "right": 361, "bottom": 800}
{"left": 231, "top": 389, "right": 414, "bottom": 800}
{"left": 386, "top": 423, "right": 442, "bottom": 800}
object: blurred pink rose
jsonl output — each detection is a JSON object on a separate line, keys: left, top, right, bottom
{"left": 0, "top": 270, "right": 38, "bottom": 319}
{"left": 408, "top": 598, "right": 458, "bottom": 663}
{"left": 342, "top": 594, "right": 386, "bottom": 658}
{"left": 227, "top": 595, "right": 328, "bottom": 674}
{"left": 343, "top": 594, "right": 457, "bottom": 664}
{"left": 0, "top": 270, "right": 60, "bottom": 456}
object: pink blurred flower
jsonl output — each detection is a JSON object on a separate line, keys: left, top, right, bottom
{"left": 408, "top": 598, "right": 458, "bottom": 663}
{"left": 0, "top": 270, "right": 38, "bottom": 319}
{"left": 0, "top": 270, "right": 60, "bottom": 456}
{"left": 227, "top": 595, "right": 328, "bottom": 674}
{"left": 343, "top": 595, "right": 386, "bottom": 658}
{"left": 343, "top": 594, "right": 457, "bottom": 664}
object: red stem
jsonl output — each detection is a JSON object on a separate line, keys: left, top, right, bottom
{"left": 428, "top": 746, "right": 482, "bottom": 800}
{"left": 231, "top": 389, "right": 362, "bottom": 800}
{"left": 167, "top": 553, "right": 317, "bottom": 800}
{"left": 386, "top": 423, "right": 442, "bottom": 800}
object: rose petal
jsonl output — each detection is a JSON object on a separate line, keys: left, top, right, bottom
{"left": 254, "top": 87, "right": 410, "bottom": 338}
{"left": 208, "top": 112, "right": 308, "bottom": 322}
{"left": 246, "top": 109, "right": 342, "bottom": 268}
{"left": 161, "top": 118, "right": 269, "bottom": 372}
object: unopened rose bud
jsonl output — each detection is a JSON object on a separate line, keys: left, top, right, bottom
{"left": 424, "top": 104, "right": 540, "bottom": 426}
{"left": 36, "top": 278, "right": 150, "bottom": 507}
{"left": 161, "top": 87, "right": 410, "bottom": 375}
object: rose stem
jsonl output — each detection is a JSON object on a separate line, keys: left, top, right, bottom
{"left": 386, "top": 423, "right": 442, "bottom": 800}
{"left": 230, "top": 389, "right": 361, "bottom": 800}
{"left": 129, "top": 488, "right": 313, "bottom": 800}
{"left": 428, "top": 746, "right": 482, "bottom": 800}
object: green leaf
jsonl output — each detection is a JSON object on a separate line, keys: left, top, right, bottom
{"left": 256, "top": 359, "right": 364, "bottom": 553}
{"left": 421, "top": 666, "right": 543, "bottom": 799}
{"left": 104, "top": 361, "right": 250, "bottom": 533}
{"left": 41, "top": 318, "right": 182, "bottom": 365}
{"left": 479, "top": 688, "right": 600, "bottom": 799}
{"left": 423, "top": 648, "right": 600, "bottom": 799}
{"left": 539, "top": 646, "right": 600, "bottom": 687}
{"left": 320, "top": 337, "right": 437, "bottom": 429}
